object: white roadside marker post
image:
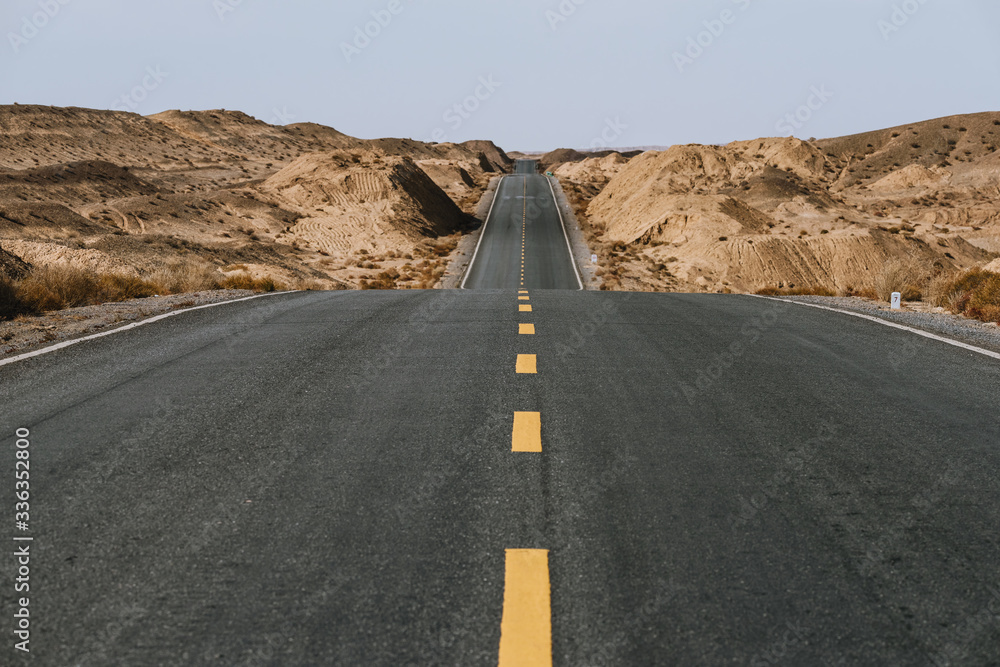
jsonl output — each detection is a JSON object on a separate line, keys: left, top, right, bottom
{"left": 591, "top": 254, "right": 598, "bottom": 264}
{"left": 891, "top": 292, "right": 902, "bottom": 310}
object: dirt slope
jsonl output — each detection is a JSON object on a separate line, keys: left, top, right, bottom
{"left": 258, "top": 151, "right": 472, "bottom": 254}
{"left": 0, "top": 105, "right": 511, "bottom": 290}
{"left": 571, "top": 115, "right": 1000, "bottom": 292}
{"left": 0, "top": 244, "right": 31, "bottom": 279}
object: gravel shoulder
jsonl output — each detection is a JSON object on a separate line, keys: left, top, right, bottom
{"left": 777, "top": 295, "right": 1000, "bottom": 356}
{"left": 441, "top": 175, "right": 503, "bottom": 289}
{"left": 548, "top": 175, "right": 600, "bottom": 291}
{"left": 0, "top": 290, "right": 265, "bottom": 360}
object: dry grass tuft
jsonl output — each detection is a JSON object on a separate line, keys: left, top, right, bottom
{"left": 873, "top": 258, "right": 929, "bottom": 302}
{"left": 219, "top": 272, "right": 282, "bottom": 292}
{"left": 756, "top": 284, "right": 837, "bottom": 297}
{"left": 929, "top": 268, "right": 1000, "bottom": 324}
{"left": 1, "top": 265, "right": 161, "bottom": 319}
{"left": 360, "top": 269, "right": 400, "bottom": 290}
{"left": 148, "top": 261, "right": 221, "bottom": 294}
{"left": 1, "top": 262, "right": 291, "bottom": 320}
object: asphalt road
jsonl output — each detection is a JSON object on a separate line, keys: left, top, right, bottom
{"left": 2, "top": 287, "right": 1000, "bottom": 665}
{"left": 461, "top": 160, "right": 582, "bottom": 291}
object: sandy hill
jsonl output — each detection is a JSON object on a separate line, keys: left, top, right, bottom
{"left": 258, "top": 151, "right": 472, "bottom": 254}
{"left": 457, "top": 140, "right": 514, "bottom": 171}
{"left": 566, "top": 114, "right": 1000, "bottom": 292}
{"left": 554, "top": 152, "right": 629, "bottom": 183}
{"left": 0, "top": 105, "right": 511, "bottom": 289}
{"left": 539, "top": 148, "right": 643, "bottom": 173}
{"left": 538, "top": 148, "right": 589, "bottom": 172}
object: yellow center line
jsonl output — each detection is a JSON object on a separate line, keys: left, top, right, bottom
{"left": 498, "top": 549, "right": 551, "bottom": 667}
{"left": 519, "top": 323, "right": 535, "bottom": 334}
{"left": 519, "top": 305, "right": 532, "bottom": 312}
{"left": 518, "top": 296, "right": 529, "bottom": 301}
{"left": 511, "top": 412, "right": 542, "bottom": 452}
{"left": 516, "top": 354, "right": 537, "bottom": 374}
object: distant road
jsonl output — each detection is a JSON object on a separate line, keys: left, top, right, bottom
{"left": 2, "top": 287, "right": 999, "bottom": 665}
{"left": 462, "top": 159, "right": 582, "bottom": 290}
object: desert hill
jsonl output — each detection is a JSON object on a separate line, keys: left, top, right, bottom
{"left": 0, "top": 104, "right": 512, "bottom": 289}
{"left": 562, "top": 113, "right": 1000, "bottom": 292}
{"left": 259, "top": 151, "right": 473, "bottom": 254}
{"left": 538, "top": 147, "right": 643, "bottom": 173}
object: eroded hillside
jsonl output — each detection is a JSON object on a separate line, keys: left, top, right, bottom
{"left": 0, "top": 105, "right": 511, "bottom": 290}
{"left": 552, "top": 113, "right": 1000, "bottom": 293}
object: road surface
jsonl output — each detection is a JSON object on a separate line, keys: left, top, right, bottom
{"left": 2, "top": 287, "right": 1000, "bottom": 665}
{"left": 462, "top": 160, "right": 582, "bottom": 291}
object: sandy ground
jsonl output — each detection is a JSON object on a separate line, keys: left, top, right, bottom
{"left": 0, "top": 290, "right": 265, "bottom": 359}
{"left": 547, "top": 175, "right": 600, "bottom": 290}
{"left": 0, "top": 105, "right": 512, "bottom": 291}
{"left": 550, "top": 112, "right": 1000, "bottom": 294}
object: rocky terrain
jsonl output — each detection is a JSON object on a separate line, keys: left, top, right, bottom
{"left": 551, "top": 112, "right": 1000, "bottom": 295}
{"left": 3, "top": 104, "right": 998, "bottom": 312}
{"left": 0, "top": 105, "right": 511, "bottom": 292}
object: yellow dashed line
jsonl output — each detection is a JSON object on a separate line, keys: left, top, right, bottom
{"left": 520, "top": 305, "right": 532, "bottom": 312}
{"left": 511, "top": 412, "right": 542, "bottom": 453}
{"left": 516, "top": 354, "right": 537, "bottom": 374}
{"left": 519, "top": 323, "right": 535, "bottom": 335}
{"left": 518, "top": 296, "right": 530, "bottom": 301}
{"left": 498, "top": 549, "right": 551, "bottom": 667}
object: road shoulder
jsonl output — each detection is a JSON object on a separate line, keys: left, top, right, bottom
{"left": 547, "top": 176, "right": 599, "bottom": 290}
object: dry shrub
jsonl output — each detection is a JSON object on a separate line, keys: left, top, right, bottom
{"left": 98, "top": 274, "right": 159, "bottom": 301}
{"left": 294, "top": 279, "right": 323, "bottom": 291}
{"left": 840, "top": 285, "right": 879, "bottom": 300}
{"left": 148, "top": 261, "right": 221, "bottom": 294}
{"left": 873, "top": 258, "right": 929, "bottom": 302}
{"left": 219, "top": 272, "right": 282, "bottom": 292}
{"left": 929, "top": 268, "right": 1000, "bottom": 323}
{"left": 16, "top": 265, "right": 103, "bottom": 310}
{"left": 1, "top": 265, "right": 161, "bottom": 319}
{"left": 756, "top": 284, "right": 837, "bottom": 297}
{"left": 415, "top": 236, "right": 460, "bottom": 260}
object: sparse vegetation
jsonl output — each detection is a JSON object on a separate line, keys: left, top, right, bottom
{"left": 2, "top": 266, "right": 158, "bottom": 318}
{"left": 929, "top": 268, "right": 1000, "bottom": 323}
{"left": 756, "top": 285, "right": 836, "bottom": 297}
{"left": 219, "top": 272, "right": 281, "bottom": 292}
{"left": 1, "top": 262, "right": 285, "bottom": 320}
{"left": 873, "top": 258, "right": 929, "bottom": 302}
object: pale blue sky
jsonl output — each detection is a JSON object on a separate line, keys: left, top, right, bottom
{"left": 2, "top": 0, "right": 999, "bottom": 151}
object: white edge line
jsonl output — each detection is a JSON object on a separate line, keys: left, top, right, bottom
{"left": 460, "top": 175, "right": 506, "bottom": 290}
{"left": 0, "top": 290, "right": 298, "bottom": 368}
{"left": 546, "top": 176, "right": 585, "bottom": 291}
{"left": 750, "top": 294, "right": 1000, "bottom": 361}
